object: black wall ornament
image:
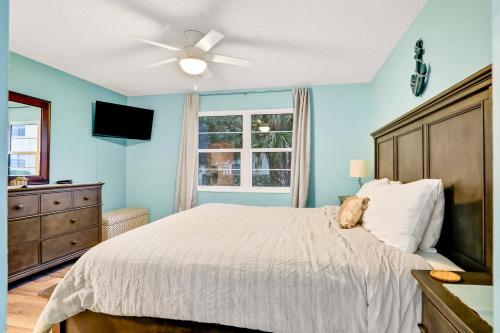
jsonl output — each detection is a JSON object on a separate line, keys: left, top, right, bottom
{"left": 410, "top": 39, "right": 429, "bottom": 97}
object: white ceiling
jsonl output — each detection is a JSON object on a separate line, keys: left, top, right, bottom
{"left": 9, "top": 0, "right": 427, "bottom": 96}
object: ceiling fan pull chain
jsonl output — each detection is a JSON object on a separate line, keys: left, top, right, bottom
{"left": 194, "top": 75, "right": 198, "bottom": 90}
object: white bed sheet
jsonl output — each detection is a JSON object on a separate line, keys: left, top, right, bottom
{"left": 416, "top": 250, "right": 464, "bottom": 272}
{"left": 35, "top": 204, "right": 430, "bottom": 333}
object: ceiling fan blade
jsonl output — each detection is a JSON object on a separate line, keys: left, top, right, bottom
{"left": 194, "top": 30, "right": 224, "bottom": 52}
{"left": 209, "top": 54, "right": 253, "bottom": 67}
{"left": 132, "top": 36, "right": 181, "bottom": 51}
{"left": 145, "top": 58, "right": 178, "bottom": 68}
{"left": 201, "top": 68, "right": 213, "bottom": 79}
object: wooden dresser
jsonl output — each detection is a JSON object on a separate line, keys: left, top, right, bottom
{"left": 8, "top": 183, "right": 103, "bottom": 283}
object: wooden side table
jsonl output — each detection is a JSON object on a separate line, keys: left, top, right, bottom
{"left": 412, "top": 270, "right": 492, "bottom": 332}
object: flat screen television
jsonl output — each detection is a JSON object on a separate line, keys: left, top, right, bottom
{"left": 93, "top": 101, "right": 154, "bottom": 140}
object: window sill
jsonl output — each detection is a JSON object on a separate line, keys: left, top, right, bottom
{"left": 198, "top": 186, "right": 290, "bottom": 194}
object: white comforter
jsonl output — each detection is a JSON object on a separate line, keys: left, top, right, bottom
{"left": 35, "top": 203, "right": 430, "bottom": 333}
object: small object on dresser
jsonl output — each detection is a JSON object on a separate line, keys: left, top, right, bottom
{"left": 56, "top": 179, "right": 73, "bottom": 184}
{"left": 9, "top": 177, "right": 28, "bottom": 186}
{"left": 430, "top": 270, "right": 461, "bottom": 283}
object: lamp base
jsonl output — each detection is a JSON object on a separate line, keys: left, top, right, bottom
{"left": 357, "top": 177, "right": 363, "bottom": 188}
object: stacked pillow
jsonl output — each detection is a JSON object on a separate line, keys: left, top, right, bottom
{"left": 355, "top": 178, "right": 444, "bottom": 253}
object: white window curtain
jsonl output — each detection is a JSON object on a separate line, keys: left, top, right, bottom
{"left": 290, "top": 88, "right": 311, "bottom": 208}
{"left": 175, "top": 94, "right": 199, "bottom": 212}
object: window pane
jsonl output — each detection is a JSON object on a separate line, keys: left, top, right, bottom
{"left": 199, "top": 169, "right": 240, "bottom": 186}
{"left": 252, "top": 170, "right": 291, "bottom": 187}
{"left": 251, "top": 132, "right": 292, "bottom": 148}
{"left": 252, "top": 152, "right": 291, "bottom": 169}
{"left": 199, "top": 152, "right": 240, "bottom": 186}
{"left": 11, "top": 125, "right": 26, "bottom": 137}
{"left": 24, "top": 125, "right": 38, "bottom": 138}
{"left": 199, "top": 152, "right": 241, "bottom": 170}
{"left": 10, "top": 138, "right": 38, "bottom": 152}
{"left": 251, "top": 114, "right": 293, "bottom": 131}
{"left": 8, "top": 154, "right": 36, "bottom": 176}
{"left": 199, "top": 133, "right": 242, "bottom": 149}
{"left": 11, "top": 124, "right": 38, "bottom": 138}
{"left": 199, "top": 115, "right": 242, "bottom": 133}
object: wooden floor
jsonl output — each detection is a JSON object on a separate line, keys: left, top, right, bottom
{"left": 7, "top": 263, "right": 72, "bottom": 333}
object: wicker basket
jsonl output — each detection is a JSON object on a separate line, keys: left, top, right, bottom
{"left": 102, "top": 207, "right": 148, "bottom": 240}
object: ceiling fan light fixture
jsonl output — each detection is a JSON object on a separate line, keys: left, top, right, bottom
{"left": 179, "top": 58, "right": 207, "bottom": 75}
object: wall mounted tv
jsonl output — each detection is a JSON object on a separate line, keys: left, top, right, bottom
{"left": 93, "top": 101, "right": 154, "bottom": 140}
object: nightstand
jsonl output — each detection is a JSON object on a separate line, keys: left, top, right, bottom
{"left": 338, "top": 195, "right": 352, "bottom": 204}
{"left": 412, "top": 270, "right": 492, "bottom": 333}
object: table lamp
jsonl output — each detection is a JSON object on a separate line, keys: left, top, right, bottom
{"left": 350, "top": 160, "right": 368, "bottom": 188}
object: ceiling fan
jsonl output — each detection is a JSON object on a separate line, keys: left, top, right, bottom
{"left": 134, "top": 30, "right": 253, "bottom": 81}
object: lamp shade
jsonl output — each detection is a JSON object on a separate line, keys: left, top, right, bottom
{"left": 349, "top": 160, "right": 369, "bottom": 178}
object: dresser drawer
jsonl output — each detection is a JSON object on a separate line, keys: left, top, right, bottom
{"left": 8, "top": 194, "right": 39, "bottom": 219}
{"left": 8, "top": 217, "right": 40, "bottom": 247}
{"left": 8, "top": 242, "right": 39, "bottom": 274}
{"left": 41, "top": 227, "right": 98, "bottom": 263}
{"left": 41, "top": 207, "right": 99, "bottom": 239}
{"left": 74, "top": 189, "right": 98, "bottom": 208}
{"left": 422, "top": 294, "right": 459, "bottom": 333}
{"left": 41, "top": 191, "right": 73, "bottom": 213}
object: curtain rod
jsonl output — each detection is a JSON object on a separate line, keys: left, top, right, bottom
{"left": 199, "top": 89, "right": 292, "bottom": 97}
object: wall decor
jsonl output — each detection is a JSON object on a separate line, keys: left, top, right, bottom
{"left": 410, "top": 39, "right": 429, "bottom": 97}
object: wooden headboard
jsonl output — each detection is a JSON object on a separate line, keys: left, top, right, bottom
{"left": 371, "top": 66, "right": 492, "bottom": 272}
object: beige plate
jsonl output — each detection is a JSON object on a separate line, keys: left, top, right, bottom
{"left": 430, "top": 270, "right": 461, "bottom": 283}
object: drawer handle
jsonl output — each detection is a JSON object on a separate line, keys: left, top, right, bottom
{"left": 70, "top": 240, "right": 77, "bottom": 245}
{"left": 54, "top": 200, "right": 61, "bottom": 205}
{"left": 14, "top": 204, "right": 24, "bottom": 210}
{"left": 83, "top": 196, "right": 90, "bottom": 201}
{"left": 70, "top": 219, "right": 77, "bottom": 223}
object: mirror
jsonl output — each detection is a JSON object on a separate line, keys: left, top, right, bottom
{"left": 8, "top": 91, "right": 50, "bottom": 184}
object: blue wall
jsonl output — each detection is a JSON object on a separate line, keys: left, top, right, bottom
{"left": 126, "top": 93, "right": 185, "bottom": 221}
{"left": 492, "top": 0, "right": 499, "bottom": 328}
{"left": 0, "top": 1, "right": 8, "bottom": 330}
{"left": 8, "top": 53, "right": 128, "bottom": 211}
{"left": 371, "top": 0, "right": 492, "bottom": 129}
{"left": 308, "top": 84, "right": 373, "bottom": 207}
{"left": 127, "top": 85, "right": 372, "bottom": 221}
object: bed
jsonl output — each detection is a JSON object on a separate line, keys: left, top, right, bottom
{"left": 36, "top": 203, "right": 430, "bottom": 333}
{"left": 36, "top": 65, "right": 492, "bottom": 333}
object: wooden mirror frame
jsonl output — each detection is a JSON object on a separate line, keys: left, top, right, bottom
{"left": 8, "top": 91, "right": 51, "bottom": 184}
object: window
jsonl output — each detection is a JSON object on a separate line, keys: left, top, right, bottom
{"left": 198, "top": 109, "right": 293, "bottom": 193}
{"left": 8, "top": 123, "right": 40, "bottom": 176}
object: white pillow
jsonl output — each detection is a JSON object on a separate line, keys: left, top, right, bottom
{"left": 356, "top": 178, "right": 390, "bottom": 197}
{"left": 361, "top": 179, "right": 441, "bottom": 253}
{"left": 419, "top": 179, "right": 445, "bottom": 251}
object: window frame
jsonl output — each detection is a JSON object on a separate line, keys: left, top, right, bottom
{"left": 198, "top": 108, "right": 293, "bottom": 193}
